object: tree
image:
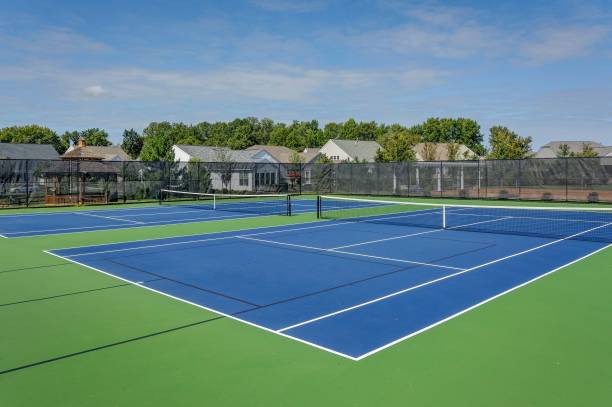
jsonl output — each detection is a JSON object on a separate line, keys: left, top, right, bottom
{"left": 0, "top": 125, "right": 65, "bottom": 153}
{"left": 446, "top": 142, "right": 460, "bottom": 161}
{"left": 60, "top": 131, "right": 80, "bottom": 151}
{"left": 487, "top": 126, "right": 532, "bottom": 159}
{"left": 315, "top": 154, "right": 332, "bottom": 164}
{"left": 79, "top": 128, "right": 112, "bottom": 146}
{"left": 413, "top": 117, "right": 484, "bottom": 155}
{"left": 575, "top": 143, "right": 599, "bottom": 157}
{"left": 140, "top": 122, "right": 176, "bottom": 161}
{"left": 374, "top": 129, "right": 418, "bottom": 162}
{"left": 121, "top": 129, "right": 144, "bottom": 159}
{"left": 557, "top": 143, "right": 571, "bottom": 157}
{"left": 422, "top": 142, "right": 438, "bottom": 161}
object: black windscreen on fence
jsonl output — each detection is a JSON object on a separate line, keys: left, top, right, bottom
{"left": 0, "top": 157, "right": 610, "bottom": 208}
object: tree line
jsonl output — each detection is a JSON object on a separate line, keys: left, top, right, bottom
{"left": 3, "top": 117, "right": 595, "bottom": 162}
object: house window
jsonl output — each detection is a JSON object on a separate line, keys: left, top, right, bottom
{"left": 330, "top": 155, "right": 340, "bottom": 160}
{"left": 239, "top": 172, "right": 249, "bottom": 186}
{"left": 304, "top": 169, "right": 311, "bottom": 185}
{"left": 270, "top": 172, "right": 276, "bottom": 184}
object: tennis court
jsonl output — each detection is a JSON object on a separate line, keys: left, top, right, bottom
{"left": 46, "top": 196, "right": 612, "bottom": 359}
{"left": 2, "top": 192, "right": 612, "bottom": 406}
{"left": 0, "top": 192, "right": 315, "bottom": 238}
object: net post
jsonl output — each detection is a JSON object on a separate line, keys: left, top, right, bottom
{"left": 159, "top": 189, "right": 163, "bottom": 205}
{"left": 213, "top": 194, "right": 217, "bottom": 210}
{"left": 316, "top": 195, "right": 321, "bottom": 218}
{"left": 442, "top": 204, "right": 447, "bottom": 229}
{"left": 287, "top": 194, "right": 291, "bottom": 216}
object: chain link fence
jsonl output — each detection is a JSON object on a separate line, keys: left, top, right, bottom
{"left": 1, "top": 157, "right": 610, "bottom": 208}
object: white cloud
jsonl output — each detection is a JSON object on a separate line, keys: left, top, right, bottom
{"left": 518, "top": 25, "right": 609, "bottom": 63}
{"left": 83, "top": 85, "right": 106, "bottom": 97}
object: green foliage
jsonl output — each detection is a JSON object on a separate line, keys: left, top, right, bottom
{"left": 140, "top": 122, "right": 176, "bottom": 161}
{"left": 446, "top": 142, "right": 460, "bottom": 161}
{"left": 487, "top": 126, "right": 532, "bottom": 159}
{"left": 375, "top": 129, "right": 419, "bottom": 162}
{"left": 557, "top": 143, "right": 571, "bottom": 158}
{"left": 121, "top": 129, "right": 144, "bottom": 159}
{"left": 0, "top": 125, "right": 65, "bottom": 153}
{"left": 575, "top": 143, "right": 599, "bottom": 157}
{"left": 415, "top": 118, "right": 484, "bottom": 155}
{"left": 80, "top": 128, "right": 112, "bottom": 146}
{"left": 289, "top": 150, "right": 305, "bottom": 164}
{"left": 315, "top": 154, "right": 332, "bottom": 164}
{"left": 422, "top": 142, "right": 439, "bottom": 161}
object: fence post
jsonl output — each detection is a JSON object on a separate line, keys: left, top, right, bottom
{"left": 477, "top": 160, "right": 481, "bottom": 198}
{"left": 565, "top": 157, "right": 569, "bottom": 202}
{"left": 484, "top": 160, "right": 488, "bottom": 199}
{"left": 518, "top": 159, "right": 522, "bottom": 199}
{"left": 25, "top": 160, "right": 29, "bottom": 207}
{"left": 77, "top": 160, "right": 82, "bottom": 205}
{"left": 439, "top": 161, "right": 443, "bottom": 197}
{"left": 122, "top": 161, "right": 127, "bottom": 203}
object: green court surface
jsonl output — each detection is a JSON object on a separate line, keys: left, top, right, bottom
{"left": 1, "top": 198, "right": 611, "bottom": 406}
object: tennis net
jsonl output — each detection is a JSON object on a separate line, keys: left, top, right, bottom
{"left": 160, "top": 189, "right": 292, "bottom": 216}
{"left": 317, "top": 195, "right": 612, "bottom": 243}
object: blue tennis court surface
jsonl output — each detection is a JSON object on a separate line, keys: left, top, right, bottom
{"left": 0, "top": 198, "right": 316, "bottom": 238}
{"left": 48, "top": 207, "right": 611, "bottom": 360}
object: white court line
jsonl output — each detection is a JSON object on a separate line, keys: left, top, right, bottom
{"left": 3, "top": 211, "right": 261, "bottom": 237}
{"left": 330, "top": 216, "right": 512, "bottom": 250}
{"left": 237, "top": 235, "right": 466, "bottom": 271}
{"left": 447, "top": 211, "right": 608, "bottom": 225}
{"left": 77, "top": 212, "right": 145, "bottom": 224}
{"left": 43, "top": 250, "right": 357, "bottom": 361}
{"left": 57, "top": 209, "right": 442, "bottom": 256}
{"left": 354, "top": 241, "right": 612, "bottom": 360}
{"left": 277, "top": 221, "right": 611, "bottom": 334}
{"left": 5, "top": 204, "right": 311, "bottom": 238}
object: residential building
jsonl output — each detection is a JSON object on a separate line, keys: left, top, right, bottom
{"left": 0, "top": 142, "right": 59, "bottom": 160}
{"left": 319, "top": 139, "right": 382, "bottom": 162}
{"left": 61, "top": 138, "right": 130, "bottom": 161}
{"left": 412, "top": 143, "right": 477, "bottom": 161}
{"left": 533, "top": 141, "right": 611, "bottom": 158}
{"left": 172, "top": 145, "right": 280, "bottom": 192}
{"left": 245, "top": 145, "right": 321, "bottom": 163}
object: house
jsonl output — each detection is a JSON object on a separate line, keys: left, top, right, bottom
{"left": 0, "top": 142, "right": 59, "bottom": 160}
{"left": 61, "top": 138, "right": 130, "bottom": 161}
{"left": 533, "top": 141, "right": 610, "bottom": 158}
{"left": 172, "top": 145, "right": 281, "bottom": 192}
{"left": 412, "top": 143, "right": 477, "bottom": 161}
{"left": 245, "top": 145, "right": 321, "bottom": 163}
{"left": 319, "top": 139, "right": 382, "bottom": 162}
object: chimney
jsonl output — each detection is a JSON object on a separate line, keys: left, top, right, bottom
{"left": 77, "top": 137, "right": 87, "bottom": 148}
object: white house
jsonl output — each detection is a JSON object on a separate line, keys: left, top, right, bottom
{"left": 319, "top": 139, "right": 382, "bottom": 162}
{"left": 172, "top": 145, "right": 281, "bottom": 192}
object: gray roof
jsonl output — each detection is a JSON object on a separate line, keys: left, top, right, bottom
{"left": 594, "top": 146, "right": 612, "bottom": 157}
{"left": 329, "top": 139, "right": 382, "bottom": 162}
{"left": 175, "top": 145, "right": 276, "bottom": 163}
{"left": 0, "top": 143, "right": 60, "bottom": 160}
{"left": 246, "top": 145, "right": 321, "bottom": 163}
{"left": 534, "top": 141, "right": 607, "bottom": 158}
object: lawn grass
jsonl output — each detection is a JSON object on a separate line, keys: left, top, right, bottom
{"left": 0, "top": 201, "right": 611, "bottom": 406}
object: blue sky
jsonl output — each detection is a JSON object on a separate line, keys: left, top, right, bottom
{"left": 1, "top": 0, "right": 611, "bottom": 148}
